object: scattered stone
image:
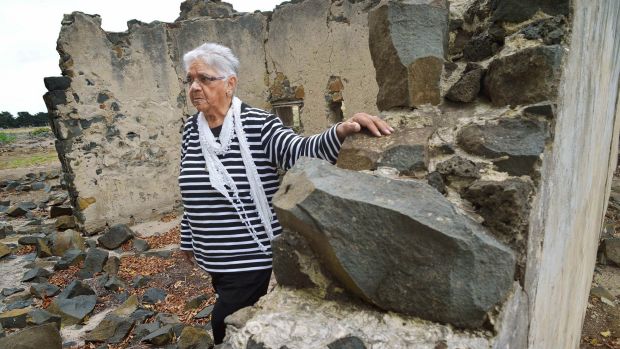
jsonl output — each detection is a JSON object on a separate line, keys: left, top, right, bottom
{"left": 184, "top": 294, "right": 209, "bottom": 311}
{"left": 0, "top": 223, "right": 13, "bottom": 237}
{"left": 134, "top": 322, "right": 160, "bottom": 341}
{"left": 103, "top": 256, "right": 120, "bottom": 275}
{"left": 445, "top": 64, "right": 484, "bottom": 103}
{"left": 604, "top": 238, "right": 620, "bottom": 266}
{"left": 132, "top": 238, "right": 149, "bottom": 252}
{"left": 17, "top": 234, "right": 45, "bottom": 246}
{"left": 0, "top": 308, "right": 31, "bottom": 329}
{"left": 368, "top": 0, "right": 449, "bottom": 109}
{"left": 31, "top": 182, "right": 45, "bottom": 191}
{"left": 0, "top": 243, "right": 10, "bottom": 259}
{"left": 590, "top": 286, "right": 616, "bottom": 306}
{"left": 24, "top": 219, "right": 42, "bottom": 226}
{"left": 6, "top": 205, "right": 28, "bottom": 217}
{"left": 483, "top": 45, "right": 563, "bottom": 107}
{"left": 98, "top": 224, "right": 134, "bottom": 250}
{"left": 337, "top": 127, "right": 434, "bottom": 175}
{"left": 77, "top": 247, "right": 108, "bottom": 279}
{"left": 5, "top": 299, "right": 34, "bottom": 311}
{"left": 30, "top": 283, "right": 61, "bottom": 298}
{"left": 52, "top": 229, "right": 86, "bottom": 256}
{"left": 14, "top": 226, "right": 40, "bottom": 235}
{"left": 44, "top": 76, "right": 72, "bottom": 91}
{"left": 328, "top": 336, "right": 367, "bottom": 349}
{"left": 1, "top": 288, "right": 25, "bottom": 297}
{"left": 54, "top": 249, "right": 85, "bottom": 270}
{"left": 104, "top": 276, "right": 126, "bottom": 292}
{"left": 491, "top": 0, "right": 570, "bottom": 23}
{"left": 27, "top": 309, "right": 62, "bottom": 329}
{"left": 0, "top": 323, "right": 62, "bottom": 349}
{"left": 19, "top": 201, "right": 37, "bottom": 210}
{"left": 129, "top": 309, "right": 155, "bottom": 323}
{"left": 457, "top": 118, "right": 548, "bottom": 176}
{"left": 194, "top": 304, "right": 214, "bottom": 319}
{"left": 142, "top": 288, "right": 166, "bottom": 304}
{"left": 273, "top": 158, "right": 515, "bottom": 328}
{"left": 155, "top": 312, "right": 181, "bottom": 326}
{"left": 47, "top": 280, "right": 97, "bottom": 326}
{"left": 112, "top": 295, "right": 139, "bottom": 317}
{"left": 85, "top": 313, "right": 134, "bottom": 343}
{"left": 143, "top": 249, "right": 173, "bottom": 258}
{"left": 22, "top": 267, "right": 52, "bottom": 282}
{"left": 55, "top": 216, "right": 76, "bottom": 230}
{"left": 178, "top": 326, "right": 213, "bottom": 349}
{"left": 141, "top": 324, "right": 174, "bottom": 346}
{"left": 49, "top": 206, "right": 73, "bottom": 218}
{"left": 132, "top": 275, "right": 151, "bottom": 288}
{"left": 35, "top": 238, "right": 53, "bottom": 258}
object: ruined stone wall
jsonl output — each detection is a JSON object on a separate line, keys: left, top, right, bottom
{"left": 220, "top": 0, "right": 620, "bottom": 348}
{"left": 45, "top": 0, "right": 379, "bottom": 233}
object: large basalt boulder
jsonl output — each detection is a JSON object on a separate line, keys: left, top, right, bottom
{"left": 85, "top": 313, "right": 134, "bottom": 343}
{"left": 0, "top": 323, "right": 62, "bottom": 349}
{"left": 336, "top": 127, "right": 434, "bottom": 175}
{"left": 273, "top": 157, "right": 516, "bottom": 328}
{"left": 368, "top": 0, "right": 449, "bottom": 110}
{"left": 483, "top": 45, "right": 563, "bottom": 107}
{"left": 457, "top": 118, "right": 548, "bottom": 176}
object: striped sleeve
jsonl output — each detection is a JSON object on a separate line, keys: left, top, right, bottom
{"left": 179, "top": 118, "right": 193, "bottom": 251}
{"left": 260, "top": 115, "right": 342, "bottom": 170}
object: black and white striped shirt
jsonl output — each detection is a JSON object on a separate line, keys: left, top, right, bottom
{"left": 179, "top": 103, "right": 342, "bottom": 273}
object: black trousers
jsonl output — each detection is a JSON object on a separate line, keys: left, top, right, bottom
{"left": 208, "top": 268, "right": 272, "bottom": 344}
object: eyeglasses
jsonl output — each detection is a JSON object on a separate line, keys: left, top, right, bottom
{"left": 184, "top": 73, "right": 226, "bottom": 86}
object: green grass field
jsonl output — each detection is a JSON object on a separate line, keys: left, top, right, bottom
{"left": 0, "top": 151, "right": 58, "bottom": 170}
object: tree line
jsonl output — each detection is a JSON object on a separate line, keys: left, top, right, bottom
{"left": 0, "top": 111, "right": 49, "bottom": 129}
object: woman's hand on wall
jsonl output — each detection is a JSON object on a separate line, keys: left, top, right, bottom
{"left": 336, "top": 112, "right": 393, "bottom": 142}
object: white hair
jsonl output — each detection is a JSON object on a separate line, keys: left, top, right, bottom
{"left": 183, "top": 42, "right": 240, "bottom": 77}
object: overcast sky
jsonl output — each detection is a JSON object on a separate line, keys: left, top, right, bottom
{"left": 0, "top": 0, "right": 284, "bottom": 116}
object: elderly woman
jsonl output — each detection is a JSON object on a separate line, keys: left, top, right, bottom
{"left": 178, "top": 42, "right": 392, "bottom": 344}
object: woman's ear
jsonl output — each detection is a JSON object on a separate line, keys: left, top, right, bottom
{"left": 227, "top": 75, "right": 238, "bottom": 93}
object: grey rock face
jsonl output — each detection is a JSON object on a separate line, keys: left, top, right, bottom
{"left": 47, "top": 280, "right": 97, "bottom": 326}
{"left": 27, "top": 309, "right": 62, "bottom": 329}
{"left": 52, "top": 229, "right": 86, "bottom": 256}
{"left": 519, "top": 16, "right": 567, "bottom": 45}
{"left": 176, "top": 0, "right": 236, "bottom": 21}
{"left": 6, "top": 205, "right": 28, "bottom": 217}
{"left": 368, "top": 0, "right": 449, "bottom": 109}
{"left": 457, "top": 118, "right": 548, "bottom": 176}
{"left": 273, "top": 158, "right": 516, "bottom": 328}
{"left": 436, "top": 156, "right": 481, "bottom": 191}
{"left": 483, "top": 45, "right": 563, "bottom": 107}
{"left": 491, "top": 0, "right": 570, "bottom": 22}
{"left": 98, "top": 224, "right": 134, "bottom": 250}
{"left": 0, "top": 323, "right": 62, "bottom": 349}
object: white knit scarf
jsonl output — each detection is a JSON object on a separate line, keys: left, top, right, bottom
{"left": 197, "top": 96, "right": 274, "bottom": 253}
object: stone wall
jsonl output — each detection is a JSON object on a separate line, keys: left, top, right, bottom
{"left": 44, "top": 0, "right": 379, "bottom": 233}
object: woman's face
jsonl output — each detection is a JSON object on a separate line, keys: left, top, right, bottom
{"left": 186, "top": 59, "right": 236, "bottom": 118}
